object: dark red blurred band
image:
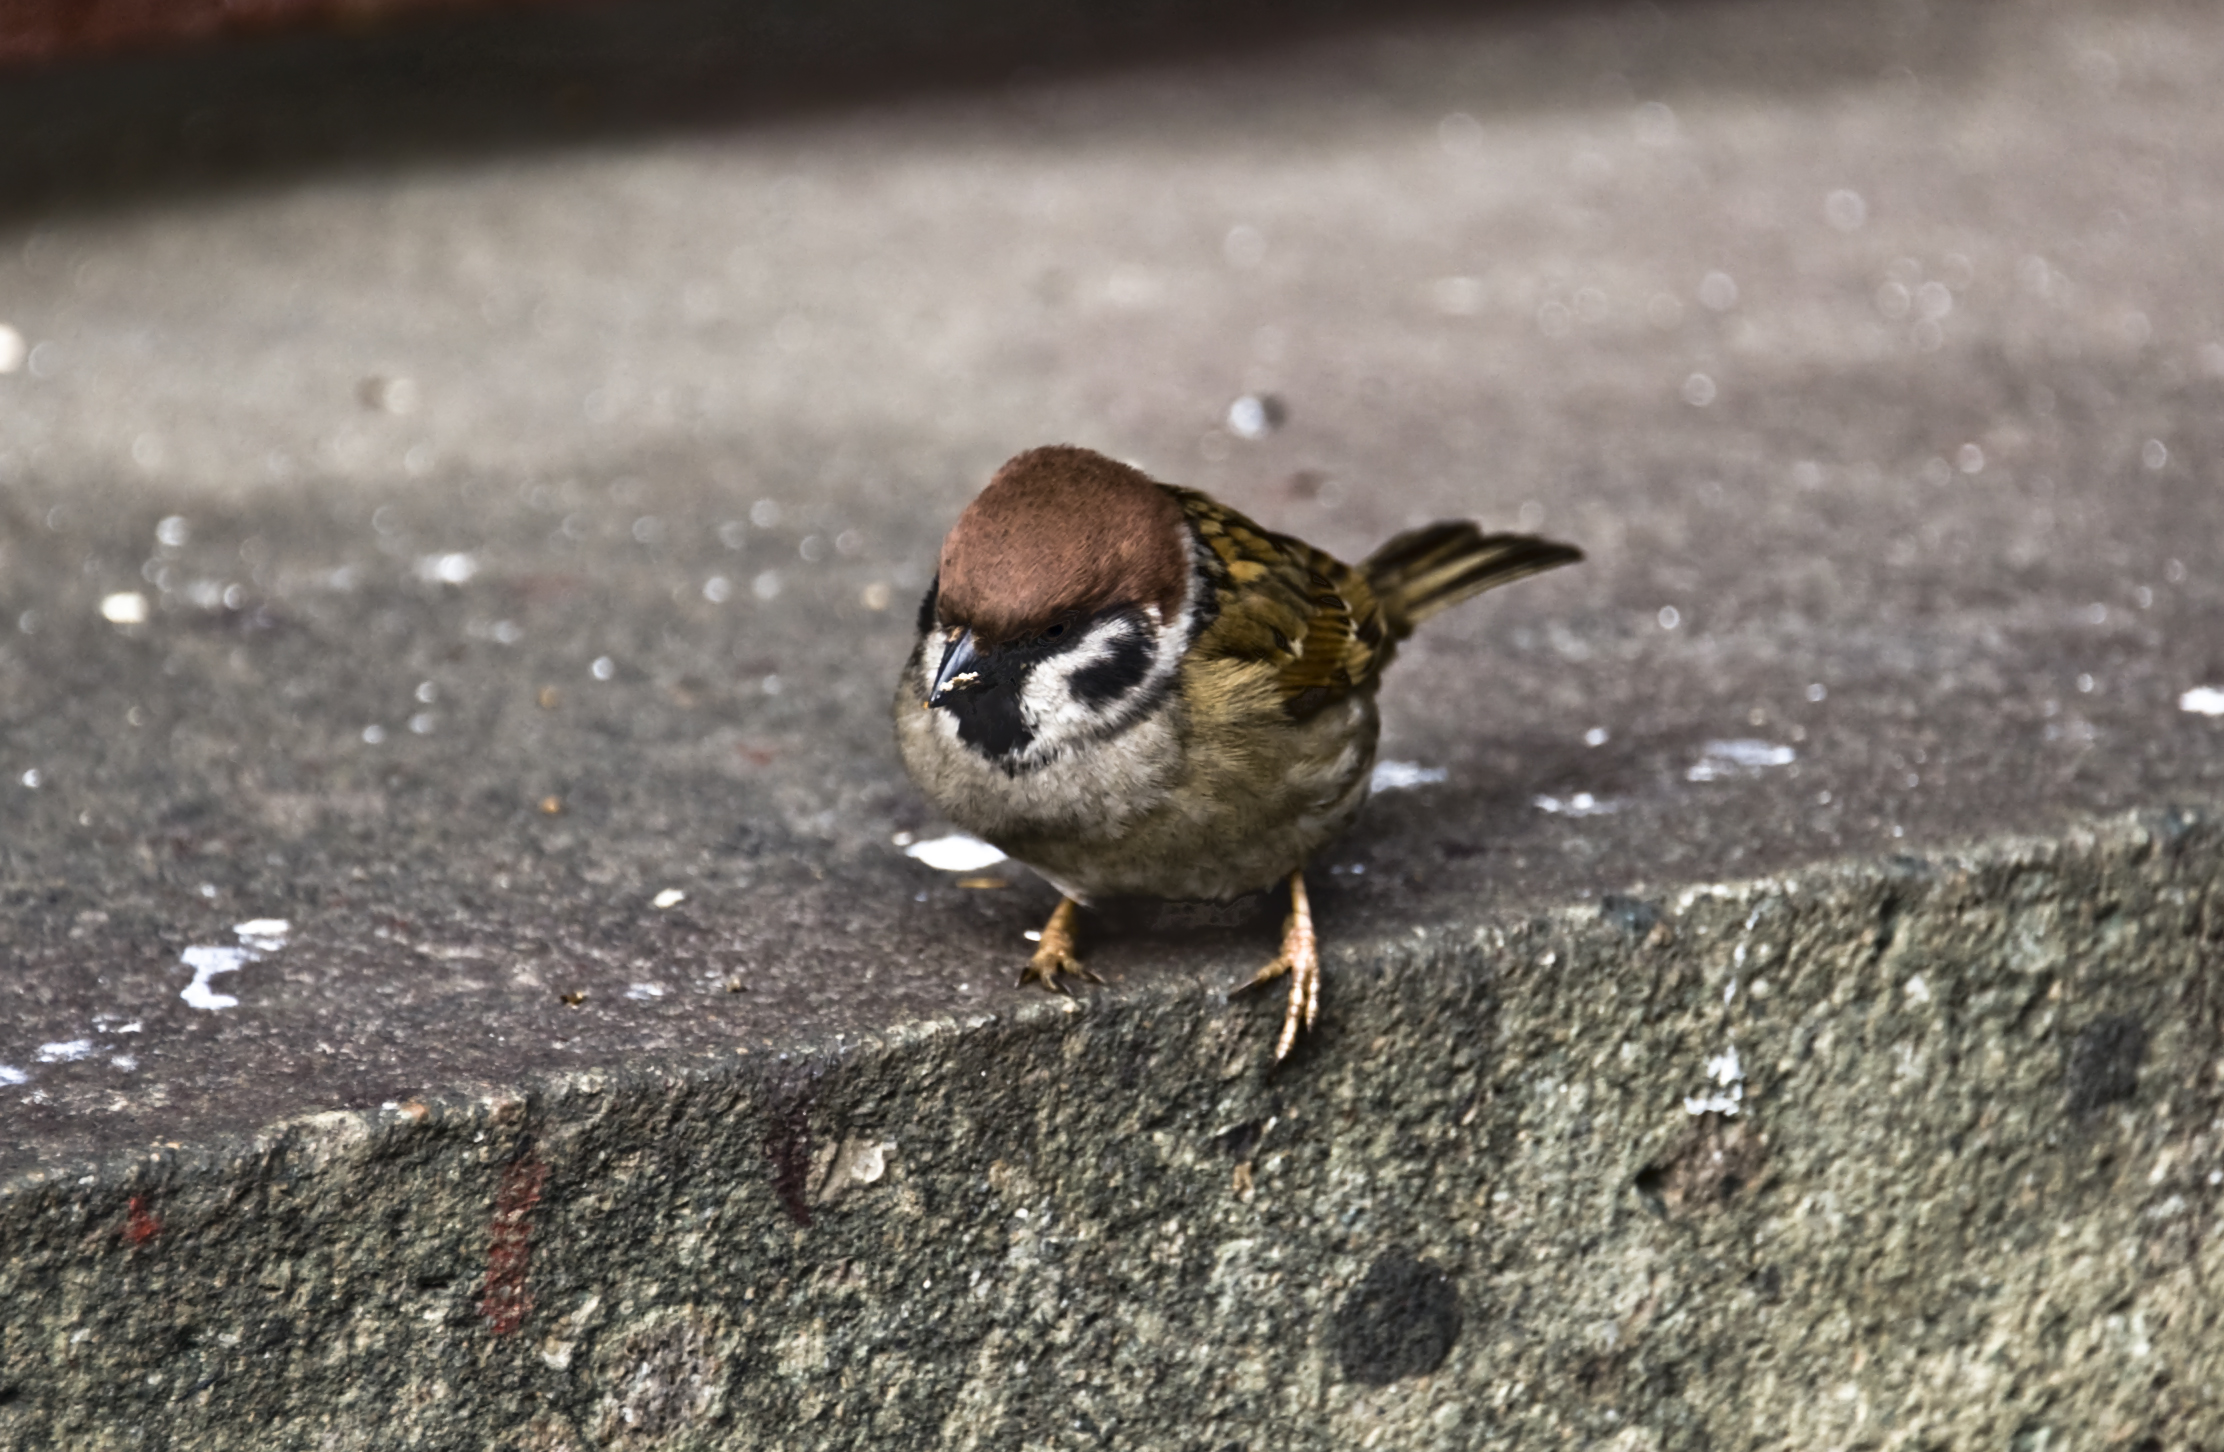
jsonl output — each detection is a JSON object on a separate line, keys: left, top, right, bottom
{"left": 0, "top": 0, "right": 572, "bottom": 67}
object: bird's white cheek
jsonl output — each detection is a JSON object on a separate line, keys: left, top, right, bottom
{"left": 1019, "top": 666, "right": 1095, "bottom": 742}
{"left": 1016, "top": 624, "right": 1147, "bottom": 750}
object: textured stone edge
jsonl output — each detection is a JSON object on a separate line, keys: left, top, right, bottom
{"left": 2, "top": 804, "right": 2220, "bottom": 1449}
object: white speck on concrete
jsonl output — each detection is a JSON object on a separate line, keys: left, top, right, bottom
{"left": 1226, "top": 394, "right": 1283, "bottom": 439}
{"left": 624, "top": 983, "right": 667, "bottom": 1000}
{"left": 1684, "top": 1043, "right": 1745, "bottom": 1115}
{"left": 414, "top": 552, "right": 478, "bottom": 585}
{"left": 234, "top": 919, "right": 290, "bottom": 952}
{"left": 100, "top": 592, "right": 149, "bottom": 625}
{"left": 1687, "top": 739, "right": 1796, "bottom": 781}
{"left": 36, "top": 1039, "right": 94, "bottom": 1063}
{"left": 180, "top": 920, "right": 290, "bottom": 1010}
{"left": 1534, "top": 792, "right": 1617, "bottom": 816}
{"left": 1904, "top": 974, "right": 1932, "bottom": 1004}
{"left": 0, "top": 1065, "right": 27, "bottom": 1086}
{"left": 180, "top": 946, "right": 255, "bottom": 1011}
{"left": 653, "top": 888, "right": 686, "bottom": 909}
{"left": 2180, "top": 686, "right": 2224, "bottom": 716}
{"left": 1370, "top": 760, "right": 1447, "bottom": 792}
{"left": 904, "top": 834, "right": 1008, "bottom": 872}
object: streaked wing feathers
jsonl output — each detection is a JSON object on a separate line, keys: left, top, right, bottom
{"left": 1174, "top": 488, "right": 1391, "bottom": 721}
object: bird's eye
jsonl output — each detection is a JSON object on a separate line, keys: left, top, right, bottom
{"left": 1044, "top": 623, "right": 1066, "bottom": 639}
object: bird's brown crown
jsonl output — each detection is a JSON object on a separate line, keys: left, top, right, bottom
{"left": 936, "top": 446, "right": 1189, "bottom": 646}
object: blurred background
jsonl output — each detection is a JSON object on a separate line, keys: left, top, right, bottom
{"left": 6, "top": 0, "right": 2155, "bottom": 514}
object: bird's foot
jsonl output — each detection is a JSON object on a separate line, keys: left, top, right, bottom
{"left": 1239, "top": 872, "right": 1319, "bottom": 1060}
{"left": 1018, "top": 897, "right": 1102, "bottom": 994}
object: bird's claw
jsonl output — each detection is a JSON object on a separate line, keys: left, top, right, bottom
{"left": 1244, "top": 946, "right": 1319, "bottom": 1061}
{"left": 1018, "top": 897, "right": 1101, "bottom": 994}
{"left": 1239, "top": 872, "right": 1319, "bottom": 1061}
{"left": 1019, "top": 947, "right": 1102, "bottom": 994}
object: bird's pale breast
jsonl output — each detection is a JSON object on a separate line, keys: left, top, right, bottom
{"left": 894, "top": 638, "right": 1378, "bottom": 902}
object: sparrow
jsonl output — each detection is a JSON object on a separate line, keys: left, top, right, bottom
{"left": 894, "top": 445, "right": 1581, "bottom": 1059}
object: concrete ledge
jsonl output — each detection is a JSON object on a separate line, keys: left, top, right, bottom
{"left": 7, "top": 809, "right": 2218, "bottom": 1448}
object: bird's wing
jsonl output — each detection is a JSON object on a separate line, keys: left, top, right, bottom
{"left": 1171, "top": 488, "right": 1390, "bottom": 722}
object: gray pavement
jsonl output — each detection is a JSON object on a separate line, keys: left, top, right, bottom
{"left": 3, "top": 0, "right": 2223, "bottom": 1445}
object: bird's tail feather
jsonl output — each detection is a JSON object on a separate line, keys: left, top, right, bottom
{"left": 1363, "top": 523, "right": 1582, "bottom": 638}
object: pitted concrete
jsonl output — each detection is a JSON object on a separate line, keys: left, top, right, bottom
{"left": 6, "top": 816, "right": 2220, "bottom": 1447}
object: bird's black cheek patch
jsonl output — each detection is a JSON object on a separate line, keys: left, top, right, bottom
{"left": 1333, "top": 1252, "right": 1463, "bottom": 1385}
{"left": 944, "top": 680, "right": 1033, "bottom": 761}
{"left": 916, "top": 576, "right": 940, "bottom": 635}
{"left": 1070, "top": 630, "right": 1153, "bottom": 708}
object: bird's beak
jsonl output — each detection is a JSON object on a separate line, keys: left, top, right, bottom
{"left": 927, "top": 628, "right": 983, "bottom": 708}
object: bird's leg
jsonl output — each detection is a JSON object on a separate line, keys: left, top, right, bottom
{"left": 1019, "top": 896, "right": 1102, "bottom": 993}
{"left": 1240, "top": 871, "right": 1320, "bottom": 1060}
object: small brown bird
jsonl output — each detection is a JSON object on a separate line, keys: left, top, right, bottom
{"left": 895, "top": 445, "right": 1580, "bottom": 1058}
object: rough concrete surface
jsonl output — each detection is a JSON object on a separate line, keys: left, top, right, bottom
{"left": 3, "top": 0, "right": 2223, "bottom": 1445}
{"left": 9, "top": 815, "right": 2224, "bottom": 1450}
